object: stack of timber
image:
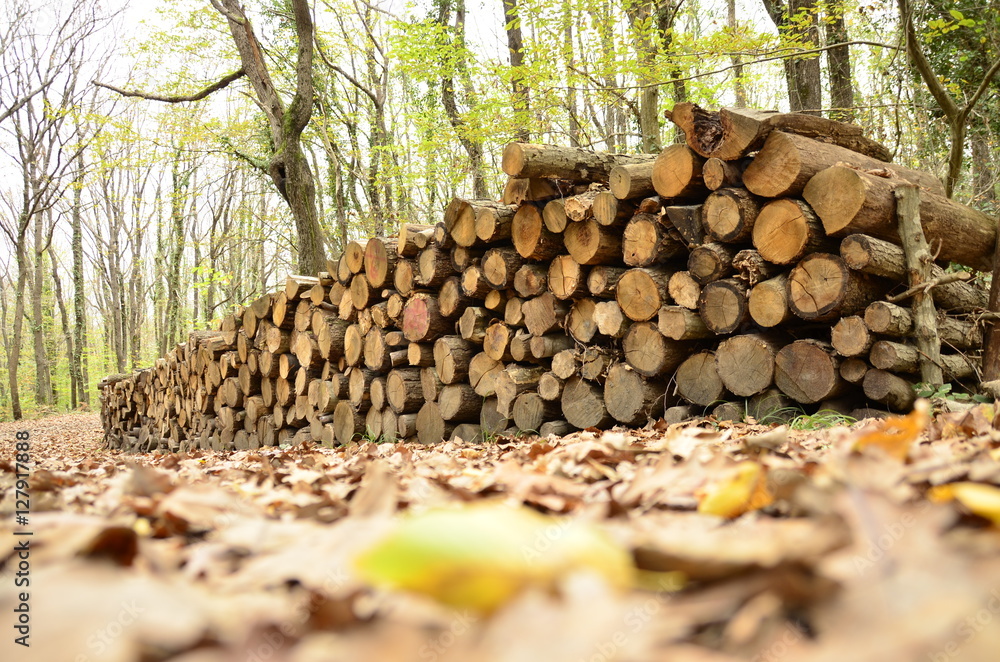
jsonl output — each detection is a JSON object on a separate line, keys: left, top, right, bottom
{"left": 100, "top": 105, "right": 999, "bottom": 451}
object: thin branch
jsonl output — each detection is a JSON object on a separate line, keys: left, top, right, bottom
{"left": 551, "top": 40, "right": 901, "bottom": 92}
{"left": 896, "top": 0, "right": 960, "bottom": 121}
{"left": 964, "top": 54, "right": 1000, "bottom": 119}
{"left": 209, "top": 0, "right": 246, "bottom": 25}
{"left": 887, "top": 271, "right": 973, "bottom": 303}
{"left": 92, "top": 69, "right": 246, "bottom": 103}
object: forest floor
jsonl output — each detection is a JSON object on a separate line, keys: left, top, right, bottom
{"left": 3, "top": 409, "right": 1000, "bottom": 662}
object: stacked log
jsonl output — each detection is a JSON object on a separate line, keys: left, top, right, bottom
{"left": 100, "top": 109, "right": 998, "bottom": 451}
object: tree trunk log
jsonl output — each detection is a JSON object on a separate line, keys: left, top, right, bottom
{"left": 698, "top": 278, "right": 749, "bottom": 334}
{"left": 502, "top": 142, "right": 655, "bottom": 182}
{"left": 830, "top": 316, "right": 873, "bottom": 357}
{"left": 788, "top": 253, "right": 888, "bottom": 321}
{"left": 561, "top": 376, "right": 614, "bottom": 429}
{"left": 512, "top": 204, "right": 565, "bottom": 260}
{"left": 610, "top": 162, "right": 656, "bottom": 199}
{"left": 675, "top": 351, "right": 726, "bottom": 406}
{"left": 623, "top": 213, "right": 686, "bottom": 267}
{"left": 716, "top": 332, "right": 786, "bottom": 397}
{"left": 616, "top": 267, "right": 675, "bottom": 322}
{"left": 623, "top": 321, "right": 692, "bottom": 376}
{"left": 703, "top": 188, "right": 761, "bottom": 243}
{"left": 774, "top": 340, "right": 846, "bottom": 404}
{"left": 565, "top": 219, "right": 624, "bottom": 265}
{"left": 862, "top": 369, "right": 916, "bottom": 412}
{"left": 604, "top": 362, "right": 667, "bottom": 425}
{"left": 548, "top": 255, "right": 588, "bottom": 300}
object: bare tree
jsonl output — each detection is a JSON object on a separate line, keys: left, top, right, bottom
{"left": 0, "top": 0, "right": 108, "bottom": 419}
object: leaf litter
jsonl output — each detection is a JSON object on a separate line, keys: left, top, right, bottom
{"left": 2, "top": 406, "right": 1000, "bottom": 661}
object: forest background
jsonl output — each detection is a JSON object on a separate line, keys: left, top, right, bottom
{"left": 0, "top": 0, "right": 997, "bottom": 421}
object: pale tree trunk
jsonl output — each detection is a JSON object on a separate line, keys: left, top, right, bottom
{"left": 502, "top": 0, "right": 529, "bottom": 141}
{"left": 7, "top": 245, "right": 29, "bottom": 420}
{"left": 972, "top": 131, "right": 997, "bottom": 205}
{"left": 213, "top": 0, "right": 326, "bottom": 274}
{"left": 762, "top": 0, "right": 823, "bottom": 115}
{"left": 166, "top": 153, "right": 190, "bottom": 352}
{"left": 50, "top": 255, "right": 75, "bottom": 407}
{"left": 31, "top": 207, "right": 52, "bottom": 406}
{"left": 826, "top": 0, "right": 854, "bottom": 121}
{"left": 727, "top": 0, "right": 747, "bottom": 106}
{"left": 437, "top": 0, "right": 489, "bottom": 197}
{"left": 71, "top": 166, "right": 88, "bottom": 404}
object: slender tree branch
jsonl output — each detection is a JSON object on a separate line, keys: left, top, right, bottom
{"left": 964, "top": 54, "right": 1000, "bottom": 119}
{"left": 896, "top": 0, "right": 960, "bottom": 120}
{"left": 93, "top": 69, "right": 246, "bottom": 103}
{"left": 209, "top": 0, "right": 246, "bottom": 25}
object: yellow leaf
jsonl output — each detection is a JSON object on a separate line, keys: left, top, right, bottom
{"left": 930, "top": 482, "right": 1000, "bottom": 525}
{"left": 697, "top": 461, "right": 773, "bottom": 519}
{"left": 354, "top": 501, "right": 634, "bottom": 613}
{"left": 852, "top": 399, "right": 929, "bottom": 461}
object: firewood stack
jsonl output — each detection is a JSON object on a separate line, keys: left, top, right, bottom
{"left": 100, "top": 105, "right": 998, "bottom": 452}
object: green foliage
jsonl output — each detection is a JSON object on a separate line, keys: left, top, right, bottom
{"left": 914, "top": 382, "right": 991, "bottom": 404}
{"left": 788, "top": 410, "right": 857, "bottom": 431}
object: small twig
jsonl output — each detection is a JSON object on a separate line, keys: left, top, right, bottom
{"left": 886, "top": 270, "right": 972, "bottom": 303}
{"left": 93, "top": 69, "right": 246, "bottom": 103}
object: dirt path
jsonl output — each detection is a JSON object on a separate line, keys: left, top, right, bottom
{"left": 2, "top": 410, "right": 1000, "bottom": 661}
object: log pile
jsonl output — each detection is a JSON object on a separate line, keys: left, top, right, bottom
{"left": 100, "top": 105, "right": 998, "bottom": 451}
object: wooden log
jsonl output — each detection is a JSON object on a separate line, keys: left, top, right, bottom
{"left": 512, "top": 204, "right": 563, "bottom": 260}
{"left": 593, "top": 191, "right": 637, "bottom": 226}
{"left": 333, "top": 400, "right": 365, "bottom": 445}
{"left": 433, "top": 336, "right": 474, "bottom": 384}
{"left": 616, "top": 267, "right": 674, "bottom": 322}
{"left": 502, "top": 142, "right": 655, "bottom": 182}
{"left": 480, "top": 397, "right": 509, "bottom": 437}
{"left": 458, "top": 307, "right": 490, "bottom": 343}
{"left": 610, "top": 162, "right": 656, "bottom": 200}
{"left": 804, "top": 165, "right": 991, "bottom": 271}
{"left": 451, "top": 246, "right": 482, "bottom": 272}
{"left": 460, "top": 265, "right": 493, "bottom": 300}
{"left": 548, "top": 255, "right": 587, "bottom": 300}
{"left": 567, "top": 298, "right": 599, "bottom": 343}
{"left": 580, "top": 346, "right": 615, "bottom": 382}
{"left": 495, "top": 364, "right": 546, "bottom": 417}
{"left": 537, "top": 372, "right": 564, "bottom": 401}
{"left": 713, "top": 402, "right": 745, "bottom": 422}
{"left": 344, "top": 324, "right": 364, "bottom": 367}
{"left": 522, "top": 293, "right": 569, "bottom": 336}
{"left": 530, "top": 333, "right": 574, "bottom": 359}
{"left": 564, "top": 188, "right": 603, "bottom": 222}
{"left": 667, "top": 271, "right": 702, "bottom": 310}
{"left": 788, "top": 253, "right": 888, "bottom": 321}
{"left": 715, "top": 333, "right": 785, "bottom": 397}
{"left": 593, "top": 300, "right": 631, "bottom": 338}
{"left": 482, "top": 247, "right": 525, "bottom": 289}
{"left": 446, "top": 198, "right": 505, "bottom": 247}
{"left": 551, "top": 349, "right": 578, "bottom": 379}
{"left": 664, "top": 204, "right": 704, "bottom": 246}
{"left": 751, "top": 198, "right": 829, "bottom": 265}
{"left": 703, "top": 157, "right": 745, "bottom": 190}
{"left": 407, "top": 342, "right": 435, "bottom": 368}
{"left": 831, "top": 316, "right": 873, "bottom": 357}
{"left": 504, "top": 297, "right": 524, "bottom": 326}
{"left": 840, "top": 234, "right": 987, "bottom": 312}
{"left": 604, "top": 363, "right": 667, "bottom": 425}
{"left": 364, "top": 237, "right": 397, "bottom": 288}
{"left": 514, "top": 264, "right": 549, "bottom": 298}
{"left": 840, "top": 357, "right": 870, "bottom": 384}
{"left": 587, "top": 265, "right": 628, "bottom": 299}
{"left": 744, "top": 131, "right": 944, "bottom": 198}
{"left": 747, "top": 274, "right": 791, "bottom": 328}
{"left": 864, "top": 302, "right": 981, "bottom": 349}
{"left": 343, "top": 241, "right": 366, "bottom": 274}
{"left": 416, "top": 402, "right": 453, "bottom": 444}
{"left": 623, "top": 321, "right": 691, "bottom": 377}
{"left": 393, "top": 259, "right": 416, "bottom": 297}
{"left": 417, "top": 246, "right": 454, "bottom": 288}
{"left": 699, "top": 278, "right": 749, "bottom": 334}
{"left": 397, "top": 224, "right": 435, "bottom": 257}
{"left": 438, "top": 384, "right": 481, "bottom": 422}
{"left": 702, "top": 188, "right": 761, "bottom": 244}
{"left": 565, "top": 219, "right": 623, "bottom": 265}
{"left": 402, "top": 293, "right": 453, "bottom": 342}
{"left": 512, "top": 393, "right": 561, "bottom": 432}
{"left": 439, "top": 277, "right": 474, "bottom": 318}
{"left": 502, "top": 177, "right": 567, "bottom": 205}
{"left": 731, "top": 249, "right": 780, "bottom": 287}
{"left": 370, "top": 377, "right": 387, "bottom": 412}
{"left": 484, "top": 289, "right": 508, "bottom": 312}
{"left": 542, "top": 198, "right": 569, "bottom": 234}
{"left": 433, "top": 222, "right": 454, "bottom": 248}
{"left": 652, "top": 144, "right": 708, "bottom": 199}
{"left": 669, "top": 104, "right": 892, "bottom": 161}
{"left": 475, "top": 204, "right": 516, "bottom": 243}
{"left": 623, "top": 213, "right": 686, "bottom": 267}
{"left": 869, "top": 341, "right": 977, "bottom": 378}
{"left": 561, "top": 376, "right": 615, "bottom": 429}
{"left": 675, "top": 351, "right": 726, "bottom": 406}
{"left": 863, "top": 369, "right": 916, "bottom": 412}
{"left": 774, "top": 340, "right": 846, "bottom": 404}
{"left": 348, "top": 368, "right": 375, "bottom": 411}
{"left": 483, "top": 322, "right": 513, "bottom": 361}
{"left": 285, "top": 274, "right": 318, "bottom": 301}
{"left": 469, "top": 352, "right": 503, "bottom": 397}
{"left": 420, "top": 366, "right": 444, "bottom": 402}
{"left": 658, "top": 305, "right": 714, "bottom": 340}
{"left": 688, "top": 242, "right": 738, "bottom": 285}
